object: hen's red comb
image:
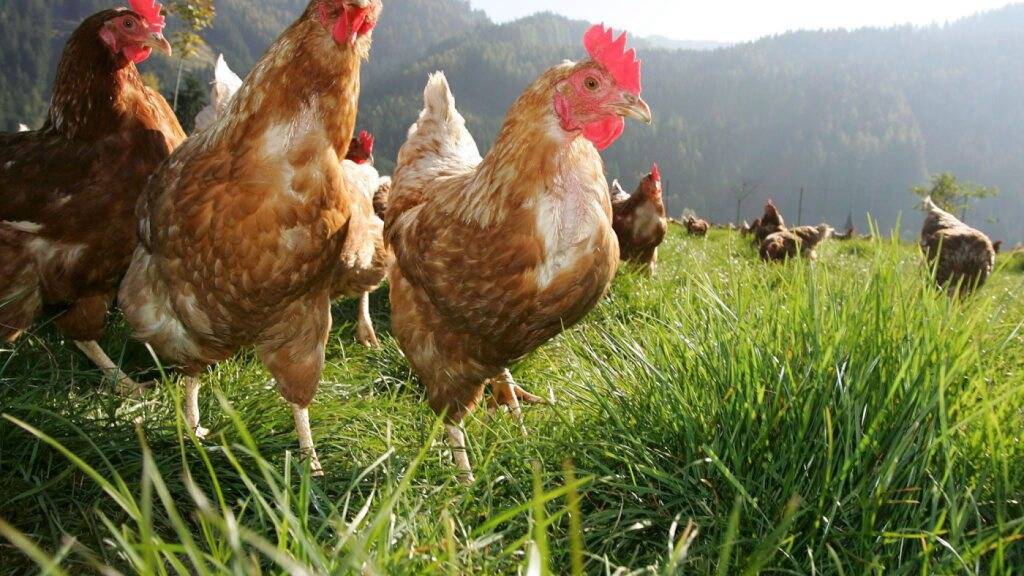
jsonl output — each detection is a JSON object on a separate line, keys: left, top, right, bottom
{"left": 358, "top": 130, "right": 374, "bottom": 155}
{"left": 129, "top": 0, "right": 166, "bottom": 32}
{"left": 651, "top": 162, "right": 660, "bottom": 182}
{"left": 584, "top": 24, "right": 642, "bottom": 95}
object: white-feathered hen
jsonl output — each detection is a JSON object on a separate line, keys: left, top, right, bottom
{"left": 192, "top": 54, "right": 243, "bottom": 134}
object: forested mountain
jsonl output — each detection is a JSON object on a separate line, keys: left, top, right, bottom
{"left": 2, "top": 1, "right": 1023, "bottom": 241}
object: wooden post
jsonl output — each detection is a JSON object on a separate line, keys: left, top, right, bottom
{"left": 797, "top": 186, "right": 805, "bottom": 226}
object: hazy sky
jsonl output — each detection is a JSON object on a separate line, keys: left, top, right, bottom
{"left": 469, "top": 1, "right": 1012, "bottom": 42}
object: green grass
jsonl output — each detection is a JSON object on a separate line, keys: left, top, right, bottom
{"left": 2, "top": 230, "right": 1022, "bottom": 574}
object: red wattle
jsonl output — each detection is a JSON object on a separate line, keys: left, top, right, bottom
{"left": 332, "top": 6, "right": 372, "bottom": 45}
{"left": 582, "top": 116, "right": 625, "bottom": 151}
{"left": 124, "top": 45, "right": 152, "bottom": 64}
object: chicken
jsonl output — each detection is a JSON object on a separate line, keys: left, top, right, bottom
{"left": 832, "top": 227, "right": 857, "bottom": 241}
{"left": 760, "top": 223, "right": 832, "bottom": 263}
{"left": 759, "top": 231, "right": 800, "bottom": 262}
{"left": 752, "top": 200, "right": 785, "bottom": 245}
{"left": 118, "top": 0, "right": 384, "bottom": 473}
{"left": 385, "top": 25, "right": 652, "bottom": 482}
{"left": 611, "top": 164, "right": 668, "bottom": 273}
{"left": 683, "top": 216, "right": 710, "bottom": 237}
{"left": 0, "top": 0, "right": 181, "bottom": 392}
{"left": 993, "top": 240, "right": 1003, "bottom": 254}
{"left": 192, "top": 54, "right": 244, "bottom": 134}
{"left": 790, "top": 224, "right": 833, "bottom": 259}
{"left": 17, "top": 124, "right": 30, "bottom": 132}
{"left": 919, "top": 196, "right": 995, "bottom": 296}
{"left": 190, "top": 54, "right": 389, "bottom": 347}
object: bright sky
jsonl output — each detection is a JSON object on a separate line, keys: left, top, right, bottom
{"left": 469, "top": 1, "right": 1013, "bottom": 43}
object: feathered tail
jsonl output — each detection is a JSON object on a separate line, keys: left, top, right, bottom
{"left": 395, "top": 72, "right": 481, "bottom": 180}
{"left": 386, "top": 72, "right": 482, "bottom": 243}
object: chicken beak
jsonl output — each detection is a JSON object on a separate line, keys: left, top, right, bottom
{"left": 143, "top": 33, "right": 173, "bottom": 57}
{"left": 618, "top": 93, "right": 653, "bottom": 125}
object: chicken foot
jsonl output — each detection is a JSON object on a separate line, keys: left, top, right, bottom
{"left": 487, "top": 369, "right": 544, "bottom": 435}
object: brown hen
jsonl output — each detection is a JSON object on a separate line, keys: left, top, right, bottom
{"left": 119, "top": 0, "right": 384, "bottom": 473}
{"left": 611, "top": 164, "right": 668, "bottom": 274}
{"left": 0, "top": 2, "right": 182, "bottom": 391}
{"left": 920, "top": 197, "right": 995, "bottom": 296}
{"left": 386, "top": 25, "right": 652, "bottom": 482}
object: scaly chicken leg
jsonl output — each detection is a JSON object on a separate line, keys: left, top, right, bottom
{"left": 74, "top": 340, "right": 141, "bottom": 396}
{"left": 446, "top": 423, "right": 473, "bottom": 484}
{"left": 182, "top": 376, "right": 209, "bottom": 439}
{"left": 355, "top": 291, "right": 379, "bottom": 347}
{"left": 57, "top": 295, "right": 142, "bottom": 395}
{"left": 291, "top": 403, "right": 323, "bottom": 476}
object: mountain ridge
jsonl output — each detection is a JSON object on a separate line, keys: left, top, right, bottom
{"left": 2, "top": 1, "right": 1022, "bottom": 241}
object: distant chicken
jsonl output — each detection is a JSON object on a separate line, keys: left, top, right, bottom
{"left": 612, "top": 164, "right": 668, "bottom": 273}
{"left": 683, "top": 216, "right": 710, "bottom": 237}
{"left": 189, "top": 54, "right": 390, "bottom": 347}
{"left": 386, "top": 25, "right": 651, "bottom": 482}
{"left": 192, "top": 54, "right": 244, "bottom": 134}
{"left": 760, "top": 223, "right": 832, "bottom": 263}
{"left": 0, "top": 0, "right": 182, "bottom": 391}
{"left": 919, "top": 196, "right": 995, "bottom": 296}
{"left": 752, "top": 200, "right": 785, "bottom": 245}
{"left": 759, "top": 231, "right": 800, "bottom": 262}
{"left": 118, "top": 0, "right": 384, "bottom": 473}
{"left": 17, "top": 124, "right": 30, "bottom": 132}
{"left": 790, "top": 224, "right": 834, "bottom": 259}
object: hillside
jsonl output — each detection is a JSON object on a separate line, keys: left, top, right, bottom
{"left": 0, "top": 0, "right": 487, "bottom": 128}
{"left": 1, "top": 1, "right": 1023, "bottom": 241}
{"left": 358, "top": 7, "right": 1024, "bottom": 242}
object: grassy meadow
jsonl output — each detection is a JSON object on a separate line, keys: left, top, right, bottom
{"left": 1, "top": 228, "right": 1022, "bottom": 574}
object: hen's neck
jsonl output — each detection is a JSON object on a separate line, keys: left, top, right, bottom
{"left": 216, "top": 13, "right": 364, "bottom": 156}
{"left": 466, "top": 76, "right": 598, "bottom": 225}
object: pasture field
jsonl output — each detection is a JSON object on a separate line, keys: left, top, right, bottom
{"left": 1, "top": 229, "right": 1022, "bottom": 574}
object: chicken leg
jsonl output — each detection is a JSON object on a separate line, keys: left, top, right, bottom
{"left": 355, "top": 291, "right": 379, "bottom": 347}
{"left": 182, "top": 376, "right": 209, "bottom": 439}
{"left": 74, "top": 340, "right": 142, "bottom": 396}
{"left": 292, "top": 403, "right": 323, "bottom": 476}
{"left": 446, "top": 423, "right": 474, "bottom": 485}
{"left": 257, "top": 294, "right": 331, "bottom": 477}
{"left": 55, "top": 295, "right": 142, "bottom": 395}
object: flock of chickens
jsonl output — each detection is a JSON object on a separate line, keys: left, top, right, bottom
{"left": 0, "top": 0, "right": 1002, "bottom": 482}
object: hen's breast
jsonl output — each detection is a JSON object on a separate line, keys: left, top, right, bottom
{"left": 491, "top": 161, "right": 618, "bottom": 361}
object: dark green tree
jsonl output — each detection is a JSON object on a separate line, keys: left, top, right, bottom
{"left": 173, "top": 73, "right": 208, "bottom": 133}
{"left": 912, "top": 172, "right": 999, "bottom": 219}
{"left": 166, "top": 0, "right": 216, "bottom": 112}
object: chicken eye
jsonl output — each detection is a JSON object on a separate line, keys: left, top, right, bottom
{"left": 584, "top": 76, "right": 600, "bottom": 91}
{"left": 123, "top": 18, "right": 135, "bottom": 29}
